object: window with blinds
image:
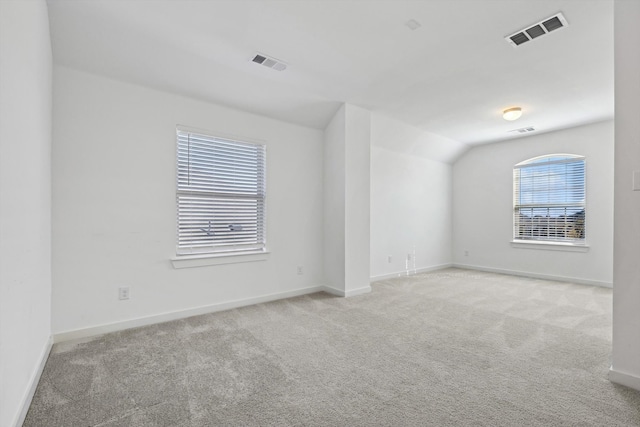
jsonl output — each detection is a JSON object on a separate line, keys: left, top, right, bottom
{"left": 176, "top": 128, "right": 266, "bottom": 255}
{"left": 513, "top": 154, "right": 585, "bottom": 243}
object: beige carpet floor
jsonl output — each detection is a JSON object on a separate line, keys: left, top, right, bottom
{"left": 24, "top": 268, "right": 640, "bottom": 426}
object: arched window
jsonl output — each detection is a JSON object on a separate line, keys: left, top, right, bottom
{"left": 513, "top": 154, "right": 585, "bottom": 243}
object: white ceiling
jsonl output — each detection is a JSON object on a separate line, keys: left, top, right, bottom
{"left": 46, "top": 0, "right": 614, "bottom": 146}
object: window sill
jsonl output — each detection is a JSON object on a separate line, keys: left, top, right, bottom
{"left": 171, "top": 251, "right": 270, "bottom": 269}
{"left": 510, "top": 240, "right": 589, "bottom": 252}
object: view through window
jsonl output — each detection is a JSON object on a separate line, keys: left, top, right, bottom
{"left": 513, "top": 154, "right": 585, "bottom": 243}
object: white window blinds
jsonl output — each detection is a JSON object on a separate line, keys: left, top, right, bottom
{"left": 176, "top": 129, "right": 266, "bottom": 255}
{"left": 513, "top": 154, "right": 585, "bottom": 243}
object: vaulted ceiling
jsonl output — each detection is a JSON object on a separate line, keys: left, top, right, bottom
{"left": 46, "top": 0, "right": 613, "bottom": 146}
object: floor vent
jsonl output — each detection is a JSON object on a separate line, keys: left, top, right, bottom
{"left": 505, "top": 13, "right": 568, "bottom": 47}
{"left": 510, "top": 127, "right": 536, "bottom": 134}
{"left": 251, "top": 53, "right": 287, "bottom": 71}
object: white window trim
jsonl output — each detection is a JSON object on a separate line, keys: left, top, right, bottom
{"left": 513, "top": 153, "right": 586, "bottom": 245}
{"left": 510, "top": 240, "right": 589, "bottom": 252}
{"left": 175, "top": 125, "right": 267, "bottom": 261}
{"left": 172, "top": 250, "right": 270, "bottom": 269}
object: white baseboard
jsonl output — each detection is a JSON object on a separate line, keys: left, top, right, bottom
{"left": 322, "top": 285, "right": 344, "bottom": 296}
{"left": 345, "top": 285, "right": 372, "bottom": 297}
{"left": 452, "top": 263, "right": 613, "bottom": 288}
{"left": 370, "top": 264, "right": 452, "bottom": 283}
{"left": 322, "top": 285, "right": 372, "bottom": 297}
{"left": 54, "top": 285, "right": 325, "bottom": 343}
{"left": 14, "top": 335, "right": 53, "bottom": 427}
{"left": 609, "top": 367, "right": 640, "bottom": 391}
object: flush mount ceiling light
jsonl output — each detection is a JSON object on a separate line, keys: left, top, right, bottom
{"left": 503, "top": 107, "right": 523, "bottom": 121}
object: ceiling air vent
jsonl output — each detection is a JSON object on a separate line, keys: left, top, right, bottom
{"left": 505, "top": 12, "right": 568, "bottom": 47}
{"left": 251, "top": 53, "right": 287, "bottom": 71}
{"left": 509, "top": 127, "right": 536, "bottom": 134}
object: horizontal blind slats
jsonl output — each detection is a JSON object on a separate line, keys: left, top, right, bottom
{"left": 181, "top": 150, "right": 262, "bottom": 163}
{"left": 178, "top": 133, "right": 259, "bottom": 149}
{"left": 513, "top": 155, "right": 585, "bottom": 242}
{"left": 176, "top": 130, "right": 266, "bottom": 255}
{"left": 177, "top": 159, "right": 263, "bottom": 175}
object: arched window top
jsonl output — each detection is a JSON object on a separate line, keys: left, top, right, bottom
{"left": 515, "top": 153, "right": 585, "bottom": 167}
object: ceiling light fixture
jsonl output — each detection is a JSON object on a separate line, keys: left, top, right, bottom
{"left": 503, "top": 107, "right": 522, "bottom": 121}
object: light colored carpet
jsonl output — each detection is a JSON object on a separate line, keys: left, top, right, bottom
{"left": 25, "top": 268, "right": 640, "bottom": 426}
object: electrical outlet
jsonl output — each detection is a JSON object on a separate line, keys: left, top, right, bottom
{"left": 407, "top": 253, "right": 412, "bottom": 261}
{"left": 387, "top": 255, "right": 392, "bottom": 263}
{"left": 118, "top": 287, "right": 130, "bottom": 300}
{"left": 297, "top": 266, "right": 303, "bottom": 275}
{"left": 464, "top": 250, "right": 469, "bottom": 257}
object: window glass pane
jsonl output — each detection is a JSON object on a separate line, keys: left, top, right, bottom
{"left": 514, "top": 154, "right": 585, "bottom": 243}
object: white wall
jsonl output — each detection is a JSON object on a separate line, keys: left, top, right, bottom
{"left": 344, "top": 105, "right": 371, "bottom": 294}
{"left": 52, "top": 66, "right": 324, "bottom": 336}
{"left": 370, "top": 113, "right": 468, "bottom": 165}
{"left": 611, "top": 0, "right": 640, "bottom": 391}
{"left": 323, "top": 104, "right": 371, "bottom": 296}
{"left": 453, "top": 121, "right": 614, "bottom": 286}
{"left": 370, "top": 114, "right": 455, "bottom": 280}
{"left": 0, "top": 1, "right": 53, "bottom": 426}
{"left": 323, "top": 105, "right": 346, "bottom": 292}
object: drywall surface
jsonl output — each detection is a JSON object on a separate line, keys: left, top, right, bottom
{"left": 323, "top": 105, "right": 346, "bottom": 291}
{"left": 370, "top": 113, "right": 468, "bottom": 164}
{"left": 370, "top": 114, "right": 453, "bottom": 279}
{"left": 323, "top": 104, "right": 371, "bottom": 295}
{"left": 344, "top": 105, "right": 371, "bottom": 294}
{"left": 0, "top": 1, "right": 52, "bottom": 426}
{"left": 453, "top": 121, "right": 614, "bottom": 286}
{"left": 611, "top": 0, "right": 640, "bottom": 390}
{"left": 52, "top": 66, "right": 324, "bottom": 334}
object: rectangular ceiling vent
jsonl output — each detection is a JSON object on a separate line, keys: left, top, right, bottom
{"left": 509, "top": 127, "right": 536, "bottom": 134}
{"left": 251, "top": 53, "right": 287, "bottom": 71}
{"left": 505, "top": 13, "right": 568, "bottom": 47}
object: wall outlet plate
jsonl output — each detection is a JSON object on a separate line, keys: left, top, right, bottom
{"left": 118, "top": 287, "right": 130, "bottom": 300}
